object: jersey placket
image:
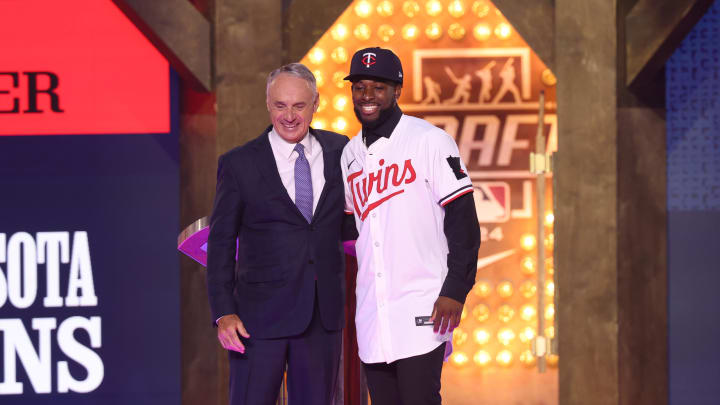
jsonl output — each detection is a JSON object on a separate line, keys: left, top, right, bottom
{"left": 365, "top": 141, "right": 395, "bottom": 361}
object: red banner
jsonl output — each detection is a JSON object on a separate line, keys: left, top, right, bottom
{"left": 0, "top": 0, "right": 169, "bottom": 135}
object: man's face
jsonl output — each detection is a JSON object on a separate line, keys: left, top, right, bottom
{"left": 351, "top": 79, "right": 402, "bottom": 124}
{"left": 266, "top": 74, "right": 318, "bottom": 143}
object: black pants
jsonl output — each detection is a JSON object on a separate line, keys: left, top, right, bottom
{"left": 363, "top": 342, "right": 446, "bottom": 405}
{"left": 228, "top": 289, "right": 342, "bottom": 405}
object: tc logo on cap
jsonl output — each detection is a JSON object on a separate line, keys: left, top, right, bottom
{"left": 362, "top": 52, "right": 377, "bottom": 68}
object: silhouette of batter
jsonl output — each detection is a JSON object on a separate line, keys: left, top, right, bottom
{"left": 491, "top": 58, "right": 522, "bottom": 104}
{"left": 421, "top": 76, "right": 442, "bottom": 105}
{"left": 474, "top": 61, "right": 496, "bottom": 104}
{"left": 443, "top": 66, "right": 472, "bottom": 104}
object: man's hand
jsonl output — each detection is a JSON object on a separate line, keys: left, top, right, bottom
{"left": 430, "top": 296, "right": 463, "bottom": 334}
{"left": 217, "top": 314, "right": 250, "bottom": 353}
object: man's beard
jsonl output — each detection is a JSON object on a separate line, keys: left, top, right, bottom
{"left": 354, "top": 101, "right": 397, "bottom": 130}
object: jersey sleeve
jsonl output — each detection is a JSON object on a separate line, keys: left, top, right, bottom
{"left": 428, "top": 131, "right": 474, "bottom": 206}
{"left": 340, "top": 147, "right": 355, "bottom": 215}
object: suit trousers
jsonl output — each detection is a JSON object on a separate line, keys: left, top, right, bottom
{"left": 362, "top": 342, "right": 447, "bottom": 405}
{"left": 228, "top": 285, "right": 342, "bottom": 405}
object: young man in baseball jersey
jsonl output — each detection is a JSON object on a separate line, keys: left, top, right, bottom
{"left": 341, "top": 47, "right": 481, "bottom": 404}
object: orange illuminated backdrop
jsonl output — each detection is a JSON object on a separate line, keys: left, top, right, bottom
{"left": 0, "top": 0, "right": 169, "bottom": 136}
{"left": 302, "top": 1, "right": 558, "bottom": 404}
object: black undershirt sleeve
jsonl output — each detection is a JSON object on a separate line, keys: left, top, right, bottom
{"left": 341, "top": 213, "right": 359, "bottom": 241}
{"left": 439, "top": 192, "right": 481, "bottom": 303}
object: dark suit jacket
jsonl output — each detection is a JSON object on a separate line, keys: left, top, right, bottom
{"left": 207, "top": 126, "right": 349, "bottom": 339}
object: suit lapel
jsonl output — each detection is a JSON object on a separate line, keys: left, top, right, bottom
{"left": 313, "top": 129, "right": 337, "bottom": 219}
{"left": 252, "top": 129, "right": 306, "bottom": 222}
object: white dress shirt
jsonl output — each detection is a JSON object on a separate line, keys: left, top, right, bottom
{"left": 268, "top": 128, "right": 325, "bottom": 213}
{"left": 341, "top": 115, "right": 474, "bottom": 363}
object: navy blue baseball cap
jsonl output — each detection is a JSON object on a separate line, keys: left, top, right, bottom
{"left": 344, "top": 47, "right": 403, "bottom": 84}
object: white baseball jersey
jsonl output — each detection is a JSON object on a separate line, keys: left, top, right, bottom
{"left": 341, "top": 114, "right": 473, "bottom": 364}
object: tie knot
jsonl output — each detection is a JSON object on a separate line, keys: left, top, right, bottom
{"left": 294, "top": 143, "right": 305, "bottom": 155}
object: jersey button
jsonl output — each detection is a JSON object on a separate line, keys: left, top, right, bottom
{"left": 374, "top": 241, "right": 380, "bottom": 247}
{"left": 377, "top": 273, "right": 382, "bottom": 278}
{"left": 372, "top": 212, "right": 377, "bottom": 218}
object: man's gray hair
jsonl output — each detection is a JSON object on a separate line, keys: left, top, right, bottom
{"left": 266, "top": 63, "right": 318, "bottom": 99}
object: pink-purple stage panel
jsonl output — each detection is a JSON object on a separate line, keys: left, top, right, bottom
{"left": 177, "top": 217, "right": 356, "bottom": 267}
{"left": 177, "top": 217, "right": 210, "bottom": 266}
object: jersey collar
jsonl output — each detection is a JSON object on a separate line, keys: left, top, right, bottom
{"left": 362, "top": 103, "right": 402, "bottom": 147}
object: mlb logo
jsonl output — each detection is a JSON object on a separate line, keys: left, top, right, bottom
{"left": 473, "top": 182, "right": 510, "bottom": 223}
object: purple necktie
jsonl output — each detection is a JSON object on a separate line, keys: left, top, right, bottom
{"left": 294, "top": 143, "right": 313, "bottom": 223}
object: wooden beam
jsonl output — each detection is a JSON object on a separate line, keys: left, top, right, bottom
{"left": 556, "top": 1, "right": 670, "bottom": 404}
{"left": 626, "top": 0, "right": 713, "bottom": 87}
{"left": 214, "top": 0, "right": 283, "bottom": 155}
{"left": 112, "top": 0, "right": 212, "bottom": 91}
{"left": 555, "top": 1, "right": 620, "bottom": 402}
{"left": 282, "top": 0, "right": 353, "bottom": 64}
{"left": 489, "top": 0, "right": 555, "bottom": 70}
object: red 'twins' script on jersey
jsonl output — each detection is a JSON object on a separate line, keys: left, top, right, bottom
{"left": 347, "top": 159, "right": 417, "bottom": 220}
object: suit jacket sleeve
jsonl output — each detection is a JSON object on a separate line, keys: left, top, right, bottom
{"left": 206, "top": 153, "right": 244, "bottom": 323}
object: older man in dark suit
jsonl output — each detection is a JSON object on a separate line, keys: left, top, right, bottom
{"left": 206, "top": 63, "right": 353, "bottom": 405}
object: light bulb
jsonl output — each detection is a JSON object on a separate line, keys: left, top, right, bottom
{"left": 354, "top": 24, "right": 372, "bottom": 40}
{"left": 355, "top": 0, "right": 373, "bottom": 18}
{"left": 425, "top": 0, "right": 442, "bottom": 16}
{"left": 308, "top": 47, "right": 325, "bottom": 65}
{"left": 330, "top": 24, "right": 349, "bottom": 41}
{"left": 377, "top": 0, "right": 394, "bottom": 17}
{"left": 425, "top": 22, "right": 443, "bottom": 40}
{"left": 448, "top": 23, "right": 466, "bottom": 40}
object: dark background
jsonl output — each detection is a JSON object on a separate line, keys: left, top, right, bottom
{"left": 667, "top": 2, "right": 720, "bottom": 403}
{"left": 0, "top": 71, "right": 180, "bottom": 405}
